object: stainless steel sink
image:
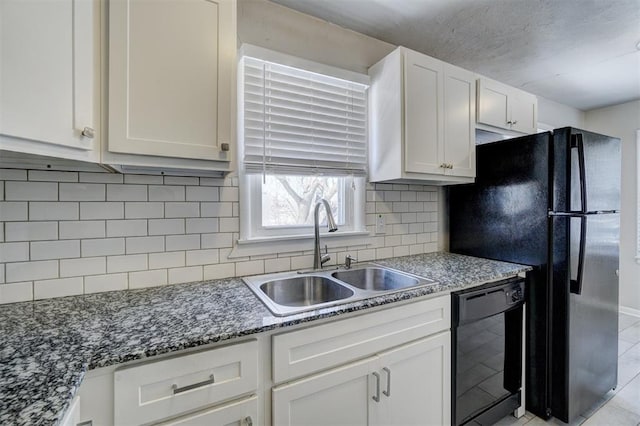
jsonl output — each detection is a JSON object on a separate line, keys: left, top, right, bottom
{"left": 332, "top": 267, "right": 420, "bottom": 291}
{"left": 259, "top": 276, "right": 354, "bottom": 307}
{"left": 243, "top": 263, "right": 438, "bottom": 317}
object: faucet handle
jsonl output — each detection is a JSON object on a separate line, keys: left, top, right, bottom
{"left": 345, "top": 254, "right": 357, "bottom": 269}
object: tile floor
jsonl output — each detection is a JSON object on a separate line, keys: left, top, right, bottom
{"left": 495, "top": 312, "right": 640, "bottom": 426}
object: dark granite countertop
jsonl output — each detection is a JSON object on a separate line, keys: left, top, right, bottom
{"left": 0, "top": 252, "right": 530, "bottom": 425}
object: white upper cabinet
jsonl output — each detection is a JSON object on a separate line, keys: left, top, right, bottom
{"left": 477, "top": 77, "right": 538, "bottom": 134}
{"left": 108, "top": 0, "right": 235, "bottom": 164}
{"left": 369, "top": 47, "right": 476, "bottom": 184}
{"left": 0, "top": 0, "right": 100, "bottom": 162}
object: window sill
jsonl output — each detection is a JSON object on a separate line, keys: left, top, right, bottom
{"left": 230, "top": 230, "right": 370, "bottom": 259}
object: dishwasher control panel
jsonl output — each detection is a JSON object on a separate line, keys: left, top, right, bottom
{"left": 452, "top": 277, "right": 525, "bottom": 326}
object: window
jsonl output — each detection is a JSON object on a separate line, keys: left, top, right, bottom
{"left": 238, "top": 46, "right": 368, "bottom": 241}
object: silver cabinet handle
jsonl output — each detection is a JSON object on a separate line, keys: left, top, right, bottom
{"left": 372, "top": 372, "right": 381, "bottom": 402}
{"left": 440, "top": 163, "right": 446, "bottom": 168}
{"left": 81, "top": 127, "right": 95, "bottom": 138}
{"left": 171, "top": 374, "right": 214, "bottom": 394}
{"left": 244, "top": 416, "right": 253, "bottom": 426}
{"left": 221, "top": 143, "right": 230, "bottom": 151}
{"left": 382, "top": 367, "right": 391, "bottom": 397}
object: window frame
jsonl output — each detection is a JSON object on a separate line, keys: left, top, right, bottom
{"left": 238, "top": 45, "right": 369, "bottom": 244}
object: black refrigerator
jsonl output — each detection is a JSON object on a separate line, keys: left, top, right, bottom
{"left": 449, "top": 127, "right": 620, "bottom": 423}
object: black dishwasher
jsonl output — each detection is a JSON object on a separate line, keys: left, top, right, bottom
{"left": 452, "top": 277, "right": 525, "bottom": 425}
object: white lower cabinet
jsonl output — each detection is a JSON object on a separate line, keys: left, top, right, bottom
{"left": 114, "top": 340, "right": 258, "bottom": 425}
{"left": 156, "top": 395, "right": 258, "bottom": 426}
{"left": 273, "top": 356, "right": 374, "bottom": 425}
{"left": 272, "top": 332, "right": 451, "bottom": 426}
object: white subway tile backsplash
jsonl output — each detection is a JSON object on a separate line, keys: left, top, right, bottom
{"left": 107, "top": 254, "right": 148, "bottom": 273}
{"left": 107, "top": 184, "right": 147, "bottom": 201}
{"left": 5, "top": 181, "right": 57, "bottom": 201}
{"left": 186, "top": 218, "right": 218, "bottom": 234}
{"left": 168, "top": 266, "right": 202, "bottom": 284}
{"left": 34, "top": 277, "right": 83, "bottom": 299}
{"left": 79, "top": 172, "right": 124, "bottom": 184}
{"left": 0, "top": 282, "right": 33, "bottom": 304}
{"left": 149, "top": 251, "right": 185, "bottom": 270}
{"left": 165, "top": 202, "right": 199, "bottom": 218}
{"left": 28, "top": 170, "right": 77, "bottom": 182}
{"left": 60, "top": 221, "right": 105, "bottom": 239}
{"left": 31, "top": 240, "right": 80, "bottom": 260}
{"left": 6, "top": 260, "right": 58, "bottom": 282}
{"left": 59, "top": 183, "right": 105, "bottom": 201}
{"left": 6, "top": 222, "right": 58, "bottom": 241}
{"left": 124, "top": 174, "right": 162, "bottom": 185}
{"left": 30, "top": 202, "right": 79, "bottom": 220}
{"left": 60, "top": 257, "right": 106, "bottom": 277}
{"left": 80, "top": 202, "right": 124, "bottom": 220}
{"left": 165, "top": 234, "right": 200, "bottom": 251}
{"left": 186, "top": 186, "right": 218, "bottom": 202}
{"left": 203, "top": 263, "right": 235, "bottom": 280}
{"left": 219, "top": 187, "right": 239, "bottom": 202}
{"left": 126, "top": 236, "right": 164, "bottom": 254}
{"left": 125, "top": 202, "right": 164, "bottom": 219}
{"left": 200, "top": 202, "right": 232, "bottom": 217}
{"left": 201, "top": 233, "right": 234, "bottom": 249}
{"left": 107, "top": 220, "right": 147, "bottom": 237}
{"left": 81, "top": 238, "right": 125, "bottom": 257}
{"left": 84, "top": 273, "right": 128, "bottom": 293}
{"left": 0, "top": 167, "right": 440, "bottom": 302}
{"left": 219, "top": 217, "right": 239, "bottom": 233}
{"left": 148, "top": 219, "right": 184, "bottom": 235}
{"left": 0, "top": 242, "right": 29, "bottom": 262}
{"left": 0, "top": 169, "right": 27, "bottom": 180}
{"left": 129, "top": 269, "right": 167, "bottom": 289}
{"left": 264, "top": 257, "right": 290, "bottom": 273}
{"left": 165, "top": 176, "right": 199, "bottom": 186}
{"left": 149, "top": 185, "right": 185, "bottom": 201}
{"left": 186, "top": 249, "right": 219, "bottom": 266}
{"left": 0, "top": 202, "right": 28, "bottom": 221}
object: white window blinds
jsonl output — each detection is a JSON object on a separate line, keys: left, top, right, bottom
{"left": 240, "top": 56, "right": 368, "bottom": 176}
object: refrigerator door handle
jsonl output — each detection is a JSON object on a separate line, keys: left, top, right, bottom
{"left": 570, "top": 215, "right": 587, "bottom": 295}
{"left": 571, "top": 134, "right": 587, "bottom": 213}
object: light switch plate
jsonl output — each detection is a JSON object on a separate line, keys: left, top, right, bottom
{"left": 376, "top": 214, "right": 386, "bottom": 234}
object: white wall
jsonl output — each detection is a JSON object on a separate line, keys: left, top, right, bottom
{"left": 238, "top": 0, "right": 394, "bottom": 75}
{"left": 537, "top": 97, "right": 585, "bottom": 129}
{"left": 585, "top": 100, "right": 640, "bottom": 313}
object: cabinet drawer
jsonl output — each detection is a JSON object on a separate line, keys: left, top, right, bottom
{"left": 272, "top": 296, "right": 450, "bottom": 384}
{"left": 156, "top": 395, "right": 258, "bottom": 426}
{"left": 114, "top": 340, "right": 258, "bottom": 425}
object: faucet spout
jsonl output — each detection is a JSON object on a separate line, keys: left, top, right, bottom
{"left": 313, "top": 199, "right": 338, "bottom": 269}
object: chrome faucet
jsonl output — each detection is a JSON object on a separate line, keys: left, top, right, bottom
{"left": 313, "top": 199, "right": 338, "bottom": 269}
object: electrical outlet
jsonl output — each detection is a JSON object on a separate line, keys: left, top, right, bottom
{"left": 376, "top": 214, "right": 386, "bottom": 234}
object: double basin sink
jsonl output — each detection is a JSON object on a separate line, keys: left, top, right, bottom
{"left": 243, "top": 264, "right": 438, "bottom": 316}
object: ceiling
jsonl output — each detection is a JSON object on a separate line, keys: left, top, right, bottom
{"left": 270, "top": 0, "right": 640, "bottom": 111}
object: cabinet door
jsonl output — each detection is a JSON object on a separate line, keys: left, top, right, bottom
{"left": 109, "top": 0, "right": 235, "bottom": 161}
{"left": 443, "top": 64, "right": 476, "bottom": 178}
{"left": 509, "top": 89, "right": 538, "bottom": 134}
{"left": 374, "top": 332, "right": 451, "bottom": 426}
{"left": 403, "top": 49, "right": 444, "bottom": 175}
{"left": 156, "top": 395, "right": 258, "bottom": 426}
{"left": 477, "top": 78, "right": 511, "bottom": 130}
{"left": 0, "top": 0, "right": 97, "bottom": 154}
{"left": 272, "top": 356, "right": 374, "bottom": 426}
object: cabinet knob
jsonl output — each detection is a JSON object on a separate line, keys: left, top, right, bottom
{"left": 448, "top": 164, "right": 454, "bottom": 169}
{"left": 244, "top": 416, "right": 253, "bottom": 426}
{"left": 220, "top": 143, "right": 230, "bottom": 152}
{"left": 511, "top": 120, "right": 518, "bottom": 125}
{"left": 81, "top": 127, "right": 95, "bottom": 139}
{"left": 440, "top": 163, "right": 446, "bottom": 168}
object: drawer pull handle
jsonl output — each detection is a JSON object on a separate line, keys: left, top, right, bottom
{"left": 244, "top": 416, "right": 253, "bottom": 426}
{"left": 372, "top": 372, "right": 381, "bottom": 402}
{"left": 382, "top": 367, "right": 391, "bottom": 397}
{"left": 171, "top": 374, "right": 215, "bottom": 394}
